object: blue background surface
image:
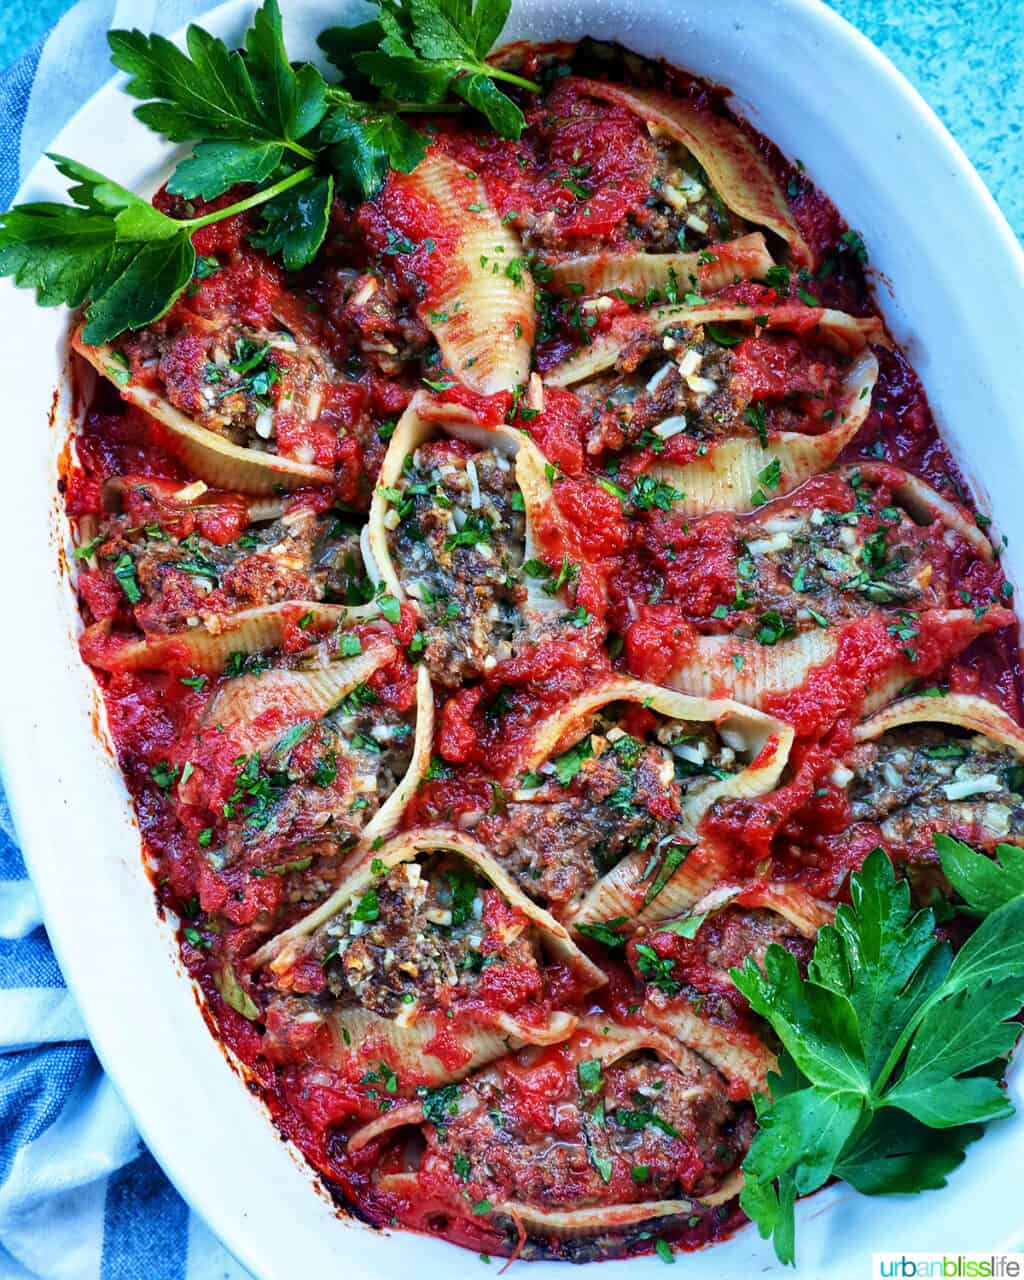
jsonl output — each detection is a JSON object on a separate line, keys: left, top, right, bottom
{"left": 1, "top": 0, "right": 1021, "bottom": 238}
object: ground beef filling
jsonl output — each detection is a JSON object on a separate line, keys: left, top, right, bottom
{"left": 480, "top": 713, "right": 740, "bottom": 915}
{"left": 731, "top": 505, "right": 928, "bottom": 634}
{"left": 219, "top": 685, "right": 414, "bottom": 870}
{"left": 327, "top": 270, "right": 431, "bottom": 377}
{"left": 577, "top": 331, "right": 736, "bottom": 456}
{"left": 631, "top": 908, "right": 815, "bottom": 1012}
{"left": 321, "top": 859, "right": 543, "bottom": 1019}
{"left": 578, "top": 327, "right": 848, "bottom": 459}
{"left": 90, "top": 510, "right": 365, "bottom": 632}
{"left": 387, "top": 442, "right": 527, "bottom": 685}
{"left": 842, "top": 727, "right": 1024, "bottom": 852}
{"left": 118, "top": 321, "right": 340, "bottom": 459}
{"left": 628, "top": 134, "right": 749, "bottom": 253}
{"left": 430, "top": 1048, "right": 750, "bottom": 1210}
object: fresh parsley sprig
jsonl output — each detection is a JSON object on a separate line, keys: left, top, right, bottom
{"left": 0, "top": 0, "right": 538, "bottom": 344}
{"left": 0, "top": 154, "right": 319, "bottom": 343}
{"left": 319, "top": 0, "right": 539, "bottom": 139}
{"left": 732, "top": 843, "right": 1024, "bottom": 1265}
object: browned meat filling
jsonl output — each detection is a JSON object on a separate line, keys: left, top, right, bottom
{"left": 478, "top": 708, "right": 741, "bottom": 915}
{"left": 117, "top": 320, "right": 345, "bottom": 458}
{"left": 214, "top": 677, "right": 414, "bottom": 873}
{"left": 386, "top": 441, "right": 528, "bottom": 685}
{"left": 420, "top": 1045, "right": 750, "bottom": 1210}
{"left": 686, "top": 908, "right": 812, "bottom": 974}
{"left": 627, "top": 134, "right": 750, "bottom": 253}
{"left": 729, "top": 504, "right": 928, "bottom": 634}
{"left": 326, "top": 270, "right": 431, "bottom": 376}
{"left": 577, "top": 324, "right": 847, "bottom": 459}
{"left": 577, "top": 328, "right": 735, "bottom": 456}
{"left": 88, "top": 509, "right": 367, "bottom": 632}
{"left": 840, "top": 726, "right": 1024, "bottom": 853}
{"left": 317, "top": 857, "right": 543, "bottom": 1018}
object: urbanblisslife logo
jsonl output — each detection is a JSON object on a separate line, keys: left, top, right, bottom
{"left": 874, "top": 1256, "right": 1024, "bottom": 1279}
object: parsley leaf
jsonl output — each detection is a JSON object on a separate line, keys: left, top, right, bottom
{"left": 318, "top": 0, "right": 540, "bottom": 140}
{"left": 108, "top": 0, "right": 327, "bottom": 196}
{"left": 576, "top": 917, "right": 629, "bottom": 948}
{"left": 732, "top": 844, "right": 1024, "bottom": 1264}
{"left": 248, "top": 174, "right": 334, "bottom": 270}
{"left": 553, "top": 735, "right": 594, "bottom": 785}
{"left": 320, "top": 102, "right": 427, "bottom": 200}
{"left": 933, "top": 834, "right": 1024, "bottom": 915}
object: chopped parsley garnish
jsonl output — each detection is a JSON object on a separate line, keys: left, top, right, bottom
{"left": 444, "top": 512, "right": 493, "bottom": 551}
{"left": 553, "top": 735, "right": 594, "bottom": 785}
{"left": 223, "top": 651, "right": 271, "bottom": 678}
{"left": 641, "top": 843, "right": 694, "bottom": 907}
{"left": 577, "top": 1059, "right": 604, "bottom": 1095}
{"left": 150, "top": 761, "right": 179, "bottom": 791}
{"left": 311, "top": 751, "right": 338, "bottom": 787}
{"left": 634, "top": 943, "right": 681, "bottom": 996}
{"left": 744, "top": 401, "right": 768, "bottom": 447}
{"left": 351, "top": 888, "right": 380, "bottom": 922}
{"left": 756, "top": 610, "right": 795, "bottom": 646}
{"left": 576, "top": 917, "right": 629, "bottom": 948}
{"left": 612, "top": 1107, "right": 681, "bottom": 1138}
{"left": 376, "top": 593, "right": 402, "bottom": 624}
{"left": 420, "top": 1083, "right": 460, "bottom": 1127}
{"left": 112, "top": 553, "right": 142, "bottom": 604}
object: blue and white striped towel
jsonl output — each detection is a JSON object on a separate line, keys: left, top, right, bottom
{"left": 1, "top": 1, "right": 1020, "bottom": 1277}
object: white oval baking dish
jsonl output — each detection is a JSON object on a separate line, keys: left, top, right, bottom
{"left": 1, "top": 1, "right": 1023, "bottom": 1276}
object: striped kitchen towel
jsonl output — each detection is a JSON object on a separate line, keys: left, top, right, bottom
{"left": 0, "top": 786, "right": 250, "bottom": 1279}
{"left": 1, "top": 1, "right": 1020, "bottom": 1278}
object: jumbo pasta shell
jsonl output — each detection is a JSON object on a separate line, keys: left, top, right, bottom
{"left": 518, "top": 674, "right": 793, "bottom": 829}
{"left": 545, "top": 303, "right": 886, "bottom": 388}
{"left": 637, "top": 884, "right": 834, "bottom": 1094}
{"left": 572, "top": 79, "right": 813, "bottom": 266}
{"left": 79, "top": 601, "right": 372, "bottom": 674}
{"left": 351, "top": 1016, "right": 748, "bottom": 1227}
{"left": 271, "top": 1005, "right": 549, "bottom": 1089}
{"left": 202, "top": 634, "right": 400, "bottom": 758}
{"left": 185, "top": 636, "right": 432, "bottom": 863}
{"left": 368, "top": 393, "right": 568, "bottom": 652}
{"left": 854, "top": 691, "right": 1024, "bottom": 751}
{"left": 543, "top": 306, "right": 883, "bottom": 515}
{"left": 836, "top": 462, "right": 995, "bottom": 562}
{"left": 72, "top": 329, "right": 334, "bottom": 494}
{"left": 249, "top": 829, "right": 603, "bottom": 1084}
{"left": 639, "top": 996, "right": 776, "bottom": 1096}
{"left": 546, "top": 231, "right": 774, "bottom": 299}
{"left": 652, "top": 348, "right": 877, "bottom": 516}
{"left": 823, "top": 690, "right": 1024, "bottom": 860}
{"left": 382, "top": 151, "right": 534, "bottom": 394}
{"left": 253, "top": 826, "right": 606, "bottom": 992}
{"left": 665, "top": 608, "right": 1011, "bottom": 714}
{"left": 362, "top": 663, "right": 435, "bottom": 844}
{"left": 507, "top": 675, "right": 792, "bottom": 929}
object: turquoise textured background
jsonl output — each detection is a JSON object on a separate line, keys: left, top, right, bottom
{"left": 0, "top": 0, "right": 1020, "bottom": 239}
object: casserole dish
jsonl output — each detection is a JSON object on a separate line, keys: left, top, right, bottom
{"left": 1, "top": 0, "right": 1023, "bottom": 1274}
